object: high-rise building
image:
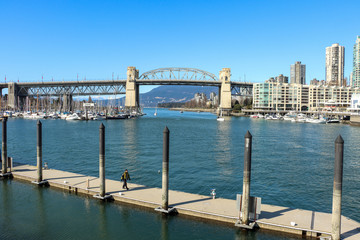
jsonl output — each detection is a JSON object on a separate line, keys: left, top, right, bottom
{"left": 326, "top": 43, "right": 345, "bottom": 86}
{"left": 276, "top": 74, "right": 289, "bottom": 83}
{"left": 353, "top": 36, "right": 360, "bottom": 87}
{"left": 290, "top": 61, "right": 306, "bottom": 85}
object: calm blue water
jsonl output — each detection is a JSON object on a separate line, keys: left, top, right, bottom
{"left": 1, "top": 108, "right": 359, "bottom": 239}
{"left": 0, "top": 179, "right": 300, "bottom": 240}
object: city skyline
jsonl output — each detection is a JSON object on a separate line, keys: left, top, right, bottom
{"left": 1, "top": 0, "right": 360, "bottom": 93}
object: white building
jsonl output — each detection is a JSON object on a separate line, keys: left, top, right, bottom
{"left": 348, "top": 93, "right": 360, "bottom": 112}
{"left": 253, "top": 82, "right": 360, "bottom": 111}
{"left": 326, "top": 43, "right": 345, "bottom": 86}
{"left": 353, "top": 36, "right": 360, "bottom": 87}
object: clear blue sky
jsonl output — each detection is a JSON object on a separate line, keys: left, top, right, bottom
{"left": 1, "top": 0, "right": 360, "bottom": 93}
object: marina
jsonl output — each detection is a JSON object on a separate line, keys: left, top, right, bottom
{"left": 1, "top": 109, "right": 360, "bottom": 239}
{"left": 2, "top": 1, "right": 360, "bottom": 239}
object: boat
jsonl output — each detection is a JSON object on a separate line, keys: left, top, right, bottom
{"left": 283, "top": 111, "right": 297, "bottom": 121}
{"left": 217, "top": 109, "right": 225, "bottom": 121}
{"left": 154, "top": 106, "right": 157, "bottom": 116}
{"left": 326, "top": 118, "right": 340, "bottom": 124}
{"left": 65, "top": 113, "right": 81, "bottom": 120}
{"left": 311, "top": 118, "right": 327, "bottom": 124}
{"left": 106, "top": 113, "right": 129, "bottom": 120}
{"left": 265, "top": 114, "right": 274, "bottom": 120}
{"left": 295, "top": 113, "right": 307, "bottom": 122}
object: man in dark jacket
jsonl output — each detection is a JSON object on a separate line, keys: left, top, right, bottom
{"left": 121, "top": 169, "right": 131, "bottom": 190}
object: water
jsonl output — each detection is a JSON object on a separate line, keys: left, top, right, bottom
{"left": 0, "top": 179, "right": 299, "bottom": 240}
{"left": 1, "top": 108, "right": 360, "bottom": 239}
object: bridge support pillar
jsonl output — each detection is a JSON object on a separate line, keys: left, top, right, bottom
{"left": 7, "top": 83, "right": 19, "bottom": 109}
{"left": 219, "top": 68, "right": 232, "bottom": 112}
{"left": 62, "top": 94, "right": 73, "bottom": 112}
{"left": 125, "top": 66, "right": 139, "bottom": 112}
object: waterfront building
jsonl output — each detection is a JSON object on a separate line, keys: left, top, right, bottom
{"left": 310, "top": 78, "right": 325, "bottom": 86}
{"left": 194, "top": 92, "right": 207, "bottom": 104}
{"left": 265, "top": 77, "right": 276, "bottom": 83}
{"left": 253, "top": 82, "right": 308, "bottom": 111}
{"left": 209, "top": 92, "right": 218, "bottom": 107}
{"left": 253, "top": 82, "right": 360, "bottom": 111}
{"left": 290, "top": 61, "right": 306, "bottom": 85}
{"left": 265, "top": 74, "right": 288, "bottom": 84}
{"left": 353, "top": 36, "right": 360, "bottom": 87}
{"left": 276, "top": 74, "right": 289, "bottom": 83}
{"left": 347, "top": 93, "right": 360, "bottom": 112}
{"left": 326, "top": 43, "right": 345, "bottom": 86}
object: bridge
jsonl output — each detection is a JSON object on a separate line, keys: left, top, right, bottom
{"left": 1, "top": 67, "right": 253, "bottom": 111}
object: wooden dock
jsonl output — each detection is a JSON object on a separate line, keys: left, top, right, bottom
{"left": 9, "top": 164, "right": 360, "bottom": 239}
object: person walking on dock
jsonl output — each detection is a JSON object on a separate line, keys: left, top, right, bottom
{"left": 121, "top": 169, "right": 131, "bottom": 190}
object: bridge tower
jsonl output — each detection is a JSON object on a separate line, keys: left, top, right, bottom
{"left": 125, "top": 66, "right": 139, "bottom": 111}
{"left": 8, "top": 82, "right": 19, "bottom": 109}
{"left": 219, "top": 68, "right": 232, "bottom": 111}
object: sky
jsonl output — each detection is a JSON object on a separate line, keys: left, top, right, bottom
{"left": 1, "top": 0, "right": 360, "bottom": 93}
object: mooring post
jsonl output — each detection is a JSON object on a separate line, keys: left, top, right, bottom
{"left": 331, "top": 135, "right": 344, "bottom": 240}
{"left": 99, "top": 123, "right": 105, "bottom": 197}
{"left": 1, "top": 118, "right": 7, "bottom": 174}
{"left": 85, "top": 107, "right": 88, "bottom": 120}
{"left": 162, "top": 126, "right": 170, "bottom": 210}
{"left": 242, "top": 131, "right": 252, "bottom": 225}
{"left": 37, "top": 120, "right": 43, "bottom": 182}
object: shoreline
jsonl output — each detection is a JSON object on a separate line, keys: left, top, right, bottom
{"left": 167, "top": 107, "right": 216, "bottom": 113}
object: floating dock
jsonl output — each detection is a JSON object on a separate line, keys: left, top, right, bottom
{"left": 9, "top": 164, "right": 360, "bottom": 240}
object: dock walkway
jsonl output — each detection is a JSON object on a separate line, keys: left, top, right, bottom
{"left": 10, "top": 164, "right": 360, "bottom": 239}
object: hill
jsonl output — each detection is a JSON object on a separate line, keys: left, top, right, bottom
{"left": 97, "top": 85, "right": 218, "bottom": 107}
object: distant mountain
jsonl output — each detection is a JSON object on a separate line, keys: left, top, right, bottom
{"left": 95, "top": 85, "right": 218, "bottom": 107}
{"left": 140, "top": 85, "right": 218, "bottom": 107}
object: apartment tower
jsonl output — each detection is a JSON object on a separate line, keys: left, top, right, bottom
{"left": 353, "top": 36, "right": 360, "bottom": 87}
{"left": 290, "top": 61, "right": 306, "bottom": 85}
{"left": 326, "top": 43, "right": 345, "bottom": 86}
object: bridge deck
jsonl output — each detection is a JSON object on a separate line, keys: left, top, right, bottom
{"left": 10, "top": 164, "right": 360, "bottom": 239}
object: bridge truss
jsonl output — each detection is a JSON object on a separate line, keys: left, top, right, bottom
{"left": 16, "top": 80, "right": 127, "bottom": 97}
{"left": 231, "top": 83, "right": 253, "bottom": 97}
{"left": 139, "top": 68, "right": 219, "bottom": 81}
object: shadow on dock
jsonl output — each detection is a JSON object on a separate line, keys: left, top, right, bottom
{"left": 342, "top": 227, "right": 360, "bottom": 239}
{"left": 260, "top": 207, "right": 292, "bottom": 219}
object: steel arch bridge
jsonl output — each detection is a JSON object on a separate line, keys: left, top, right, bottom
{"left": 1, "top": 67, "right": 253, "bottom": 109}
{"left": 139, "top": 67, "right": 218, "bottom": 81}
{"left": 137, "top": 67, "right": 221, "bottom": 86}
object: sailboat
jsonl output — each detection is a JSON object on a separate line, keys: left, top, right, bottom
{"left": 217, "top": 109, "right": 224, "bottom": 121}
{"left": 154, "top": 106, "right": 157, "bottom": 116}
